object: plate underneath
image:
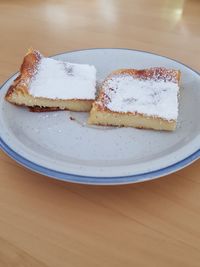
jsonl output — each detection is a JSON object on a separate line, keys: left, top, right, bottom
{"left": 0, "top": 48, "right": 200, "bottom": 184}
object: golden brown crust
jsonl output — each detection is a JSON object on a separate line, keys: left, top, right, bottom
{"left": 29, "top": 106, "right": 62, "bottom": 112}
{"left": 28, "top": 99, "right": 93, "bottom": 112}
{"left": 108, "top": 68, "right": 180, "bottom": 82}
{"left": 5, "top": 48, "right": 42, "bottom": 101}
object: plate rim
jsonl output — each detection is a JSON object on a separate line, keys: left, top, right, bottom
{"left": 0, "top": 48, "right": 200, "bottom": 185}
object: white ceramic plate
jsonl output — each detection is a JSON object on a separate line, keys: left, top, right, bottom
{"left": 0, "top": 48, "right": 200, "bottom": 185}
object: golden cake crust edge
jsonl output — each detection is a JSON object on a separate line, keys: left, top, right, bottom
{"left": 5, "top": 48, "right": 40, "bottom": 100}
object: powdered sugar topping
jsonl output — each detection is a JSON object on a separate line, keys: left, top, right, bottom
{"left": 29, "top": 57, "right": 96, "bottom": 100}
{"left": 102, "top": 74, "right": 179, "bottom": 121}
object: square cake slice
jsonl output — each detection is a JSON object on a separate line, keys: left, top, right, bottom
{"left": 5, "top": 49, "right": 97, "bottom": 112}
{"left": 88, "top": 68, "right": 181, "bottom": 131}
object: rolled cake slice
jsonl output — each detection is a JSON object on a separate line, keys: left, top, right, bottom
{"left": 5, "top": 49, "right": 97, "bottom": 112}
{"left": 88, "top": 68, "right": 181, "bottom": 131}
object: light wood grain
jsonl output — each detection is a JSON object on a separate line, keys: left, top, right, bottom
{"left": 0, "top": 0, "right": 200, "bottom": 266}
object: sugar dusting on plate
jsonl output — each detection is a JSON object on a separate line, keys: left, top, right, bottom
{"left": 29, "top": 57, "right": 96, "bottom": 100}
{"left": 102, "top": 73, "right": 179, "bottom": 121}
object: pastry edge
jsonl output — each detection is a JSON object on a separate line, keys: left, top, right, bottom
{"left": 88, "top": 102, "right": 177, "bottom": 131}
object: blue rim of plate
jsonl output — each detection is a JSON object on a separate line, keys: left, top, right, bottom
{"left": 0, "top": 48, "right": 200, "bottom": 185}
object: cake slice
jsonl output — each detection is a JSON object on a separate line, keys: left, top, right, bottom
{"left": 5, "top": 49, "right": 97, "bottom": 112}
{"left": 88, "top": 68, "right": 181, "bottom": 131}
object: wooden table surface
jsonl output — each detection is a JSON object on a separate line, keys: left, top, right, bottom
{"left": 0, "top": 0, "right": 200, "bottom": 266}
